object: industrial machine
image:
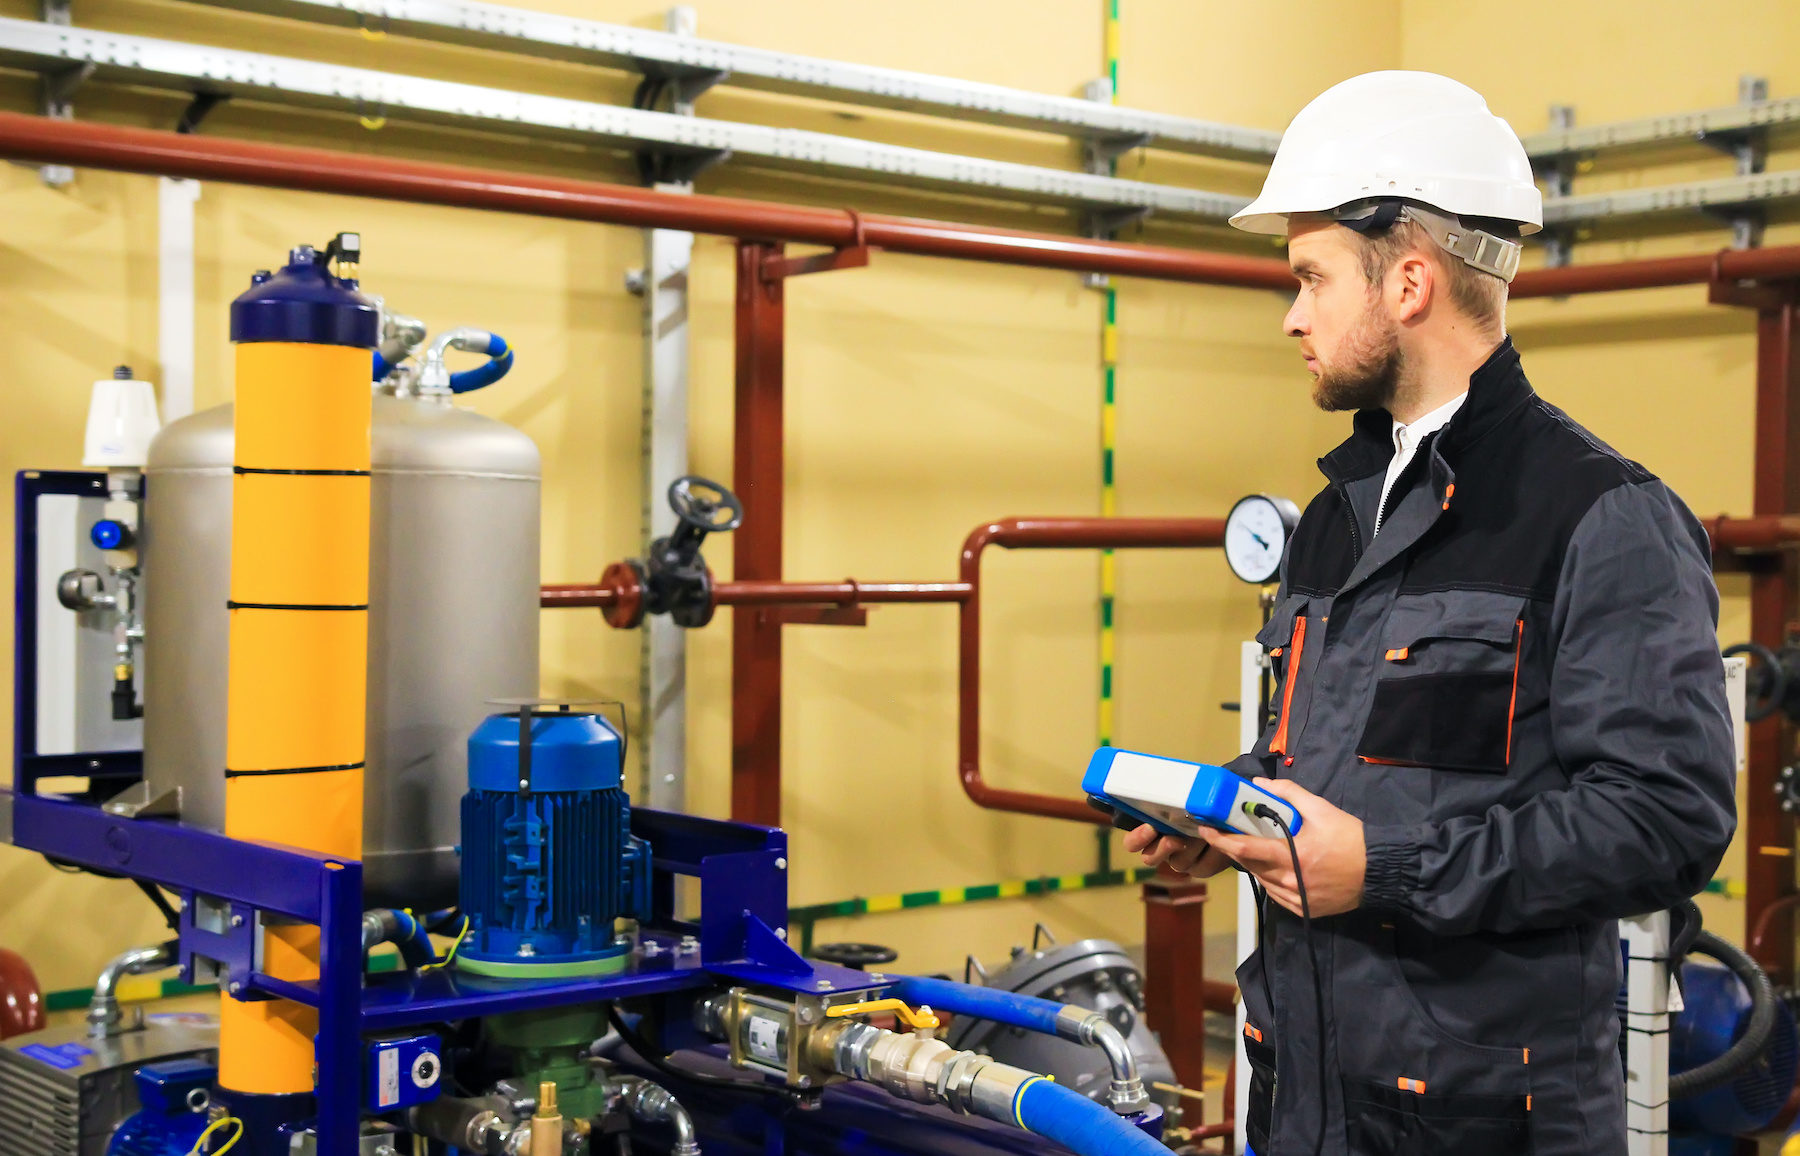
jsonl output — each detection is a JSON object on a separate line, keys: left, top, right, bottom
{"left": 1, "top": 235, "right": 1172, "bottom": 1156}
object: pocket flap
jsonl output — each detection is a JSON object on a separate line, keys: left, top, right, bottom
{"left": 1256, "top": 594, "right": 1308, "bottom": 652}
{"left": 1383, "top": 591, "right": 1525, "bottom": 650}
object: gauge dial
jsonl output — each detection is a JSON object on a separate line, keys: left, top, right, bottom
{"left": 1224, "top": 494, "right": 1301, "bottom": 585}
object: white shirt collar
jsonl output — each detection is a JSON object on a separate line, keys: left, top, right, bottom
{"left": 1392, "top": 391, "right": 1468, "bottom": 454}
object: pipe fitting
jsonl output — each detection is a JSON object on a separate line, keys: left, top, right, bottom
{"left": 87, "top": 942, "right": 174, "bottom": 1038}
{"left": 1057, "top": 1007, "right": 1149, "bottom": 1114}
{"left": 615, "top": 1076, "right": 701, "bottom": 1156}
{"left": 406, "top": 1095, "right": 519, "bottom": 1156}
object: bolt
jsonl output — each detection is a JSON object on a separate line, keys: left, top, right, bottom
{"left": 797, "top": 1006, "right": 817, "bottom": 1024}
{"left": 775, "top": 928, "right": 788, "bottom": 941}
{"left": 679, "top": 935, "right": 700, "bottom": 954}
{"left": 624, "top": 268, "right": 648, "bottom": 295}
{"left": 774, "top": 857, "right": 787, "bottom": 870}
{"left": 815, "top": 980, "right": 831, "bottom": 990}
{"left": 797, "top": 1075, "right": 811, "bottom": 1088}
{"left": 228, "top": 981, "right": 242, "bottom": 994}
{"left": 230, "top": 914, "right": 244, "bottom": 929}
{"left": 519, "top": 778, "right": 529, "bottom": 790}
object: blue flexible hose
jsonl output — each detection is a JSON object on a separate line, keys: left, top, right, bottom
{"left": 450, "top": 333, "right": 512, "bottom": 393}
{"left": 374, "top": 909, "right": 436, "bottom": 970}
{"left": 371, "top": 350, "right": 392, "bottom": 381}
{"left": 885, "top": 975, "right": 1064, "bottom": 1035}
{"left": 1014, "top": 1078, "right": 1166, "bottom": 1155}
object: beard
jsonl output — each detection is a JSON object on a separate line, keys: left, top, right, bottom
{"left": 1311, "top": 299, "right": 1403, "bottom": 413}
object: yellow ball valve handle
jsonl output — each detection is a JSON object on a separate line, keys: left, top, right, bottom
{"left": 824, "top": 998, "right": 941, "bottom": 1032}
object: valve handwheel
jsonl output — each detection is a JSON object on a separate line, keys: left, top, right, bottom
{"left": 810, "top": 942, "right": 900, "bottom": 970}
{"left": 1725, "top": 642, "right": 1790, "bottom": 724}
{"left": 669, "top": 475, "right": 744, "bottom": 534}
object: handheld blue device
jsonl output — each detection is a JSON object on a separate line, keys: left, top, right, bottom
{"left": 1082, "top": 747, "right": 1302, "bottom": 840}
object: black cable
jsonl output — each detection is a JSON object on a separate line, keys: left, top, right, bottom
{"left": 1255, "top": 804, "right": 1325, "bottom": 1156}
{"left": 605, "top": 1006, "right": 790, "bottom": 1101}
{"left": 135, "top": 880, "right": 181, "bottom": 932}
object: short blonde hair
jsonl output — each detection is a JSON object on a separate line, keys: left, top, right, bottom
{"left": 1354, "top": 218, "right": 1507, "bottom": 333}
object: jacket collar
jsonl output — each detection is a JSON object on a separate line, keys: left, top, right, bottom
{"left": 1318, "top": 337, "right": 1532, "bottom": 485}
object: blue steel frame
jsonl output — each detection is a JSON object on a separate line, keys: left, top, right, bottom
{"left": 0, "top": 788, "right": 882, "bottom": 1155}
{"left": 13, "top": 470, "right": 145, "bottom": 796}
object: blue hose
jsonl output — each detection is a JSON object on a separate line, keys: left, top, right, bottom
{"left": 1014, "top": 1078, "right": 1166, "bottom": 1155}
{"left": 885, "top": 975, "right": 1064, "bottom": 1035}
{"left": 450, "top": 333, "right": 512, "bottom": 394}
{"left": 369, "top": 333, "right": 514, "bottom": 393}
{"left": 373, "top": 909, "right": 436, "bottom": 970}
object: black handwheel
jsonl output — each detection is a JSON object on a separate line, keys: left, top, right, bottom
{"left": 810, "top": 942, "right": 899, "bottom": 970}
{"left": 1725, "top": 642, "right": 1787, "bottom": 723}
{"left": 669, "top": 475, "right": 744, "bottom": 534}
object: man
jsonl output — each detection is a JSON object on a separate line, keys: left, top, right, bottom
{"left": 1124, "top": 72, "right": 1737, "bottom": 1156}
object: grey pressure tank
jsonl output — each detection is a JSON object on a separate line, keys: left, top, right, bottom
{"left": 140, "top": 391, "right": 541, "bottom": 908}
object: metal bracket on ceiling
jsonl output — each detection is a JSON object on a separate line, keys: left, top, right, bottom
{"left": 635, "top": 61, "right": 730, "bottom": 113}
{"left": 37, "top": 0, "right": 80, "bottom": 186}
{"left": 1533, "top": 103, "right": 1579, "bottom": 268}
{"left": 175, "top": 91, "right": 228, "bottom": 135}
{"left": 1696, "top": 76, "right": 1769, "bottom": 250}
{"left": 1080, "top": 203, "right": 1153, "bottom": 241}
{"left": 1082, "top": 130, "right": 1152, "bottom": 173}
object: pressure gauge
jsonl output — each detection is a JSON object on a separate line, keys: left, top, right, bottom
{"left": 1224, "top": 494, "right": 1301, "bottom": 585}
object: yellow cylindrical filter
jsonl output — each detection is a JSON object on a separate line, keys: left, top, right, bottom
{"left": 220, "top": 241, "right": 378, "bottom": 1096}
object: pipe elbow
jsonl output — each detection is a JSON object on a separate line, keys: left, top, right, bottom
{"left": 87, "top": 942, "right": 175, "bottom": 1037}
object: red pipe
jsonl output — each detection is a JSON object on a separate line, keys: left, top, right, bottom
{"left": 1512, "top": 248, "right": 1800, "bottom": 299}
{"left": 957, "top": 518, "right": 1227, "bottom": 824}
{"left": 0, "top": 112, "right": 1296, "bottom": 290}
{"left": 1708, "top": 514, "right": 1800, "bottom": 552}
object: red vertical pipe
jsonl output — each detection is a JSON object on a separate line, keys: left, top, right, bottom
{"left": 1143, "top": 875, "right": 1210, "bottom": 1091}
{"left": 732, "top": 242, "right": 787, "bottom": 826}
{"left": 1747, "top": 297, "right": 1800, "bottom": 983}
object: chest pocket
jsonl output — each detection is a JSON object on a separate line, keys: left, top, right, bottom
{"left": 1256, "top": 594, "right": 1308, "bottom": 759}
{"left": 1356, "top": 590, "right": 1526, "bottom": 775}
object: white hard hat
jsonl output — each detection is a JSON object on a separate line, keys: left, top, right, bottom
{"left": 1232, "top": 71, "right": 1542, "bottom": 278}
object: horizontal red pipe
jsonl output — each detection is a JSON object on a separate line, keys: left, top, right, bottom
{"left": 538, "top": 580, "right": 971, "bottom": 608}
{"left": 0, "top": 112, "right": 1295, "bottom": 289}
{"left": 1512, "top": 249, "right": 1800, "bottom": 299}
{"left": 10, "top": 114, "right": 1800, "bottom": 297}
{"left": 1709, "top": 514, "right": 1800, "bottom": 551}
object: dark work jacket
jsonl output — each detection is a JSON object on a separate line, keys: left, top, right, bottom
{"left": 1230, "top": 339, "right": 1736, "bottom": 1156}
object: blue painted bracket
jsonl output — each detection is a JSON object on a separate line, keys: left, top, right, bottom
{"left": 4, "top": 791, "right": 365, "bottom": 1156}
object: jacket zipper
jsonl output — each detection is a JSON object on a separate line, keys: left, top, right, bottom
{"left": 1334, "top": 481, "right": 1363, "bottom": 562}
{"left": 1269, "top": 615, "right": 1308, "bottom": 762}
{"left": 1505, "top": 618, "right": 1524, "bottom": 765}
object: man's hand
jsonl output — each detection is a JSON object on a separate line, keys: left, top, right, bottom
{"left": 1123, "top": 823, "right": 1234, "bottom": 878}
{"left": 1196, "top": 779, "right": 1366, "bottom": 917}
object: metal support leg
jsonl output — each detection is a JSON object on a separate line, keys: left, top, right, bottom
{"left": 1142, "top": 875, "right": 1209, "bottom": 1092}
{"left": 641, "top": 225, "right": 693, "bottom": 811}
{"left": 731, "top": 241, "right": 785, "bottom": 826}
{"left": 314, "top": 859, "right": 364, "bottom": 1156}
{"left": 157, "top": 177, "right": 200, "bottom": 421}
{"left": 1622, "top": 912, "right": 1671, "bottom": 1156}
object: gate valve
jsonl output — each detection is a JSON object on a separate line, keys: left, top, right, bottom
{"left": 1725, "top": 641, "right": 1800, "bottom": 724}
{"left": 602, "top": 476, "right": 743, "bottom": 629}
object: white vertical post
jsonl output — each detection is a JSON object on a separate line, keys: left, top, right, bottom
{"left": 1235, "top": 640, "right": 1262, "bottom": 1155}
{"left": 639, "top": 5, "right": 697, "bottom": 812}
{"left": 157, "top": 177, "right": 200, "bottom": 421}
{"left": 1623, "top": 911, "right": 1672, "bottom": 1156}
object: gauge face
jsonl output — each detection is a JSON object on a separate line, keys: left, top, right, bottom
{"left": 1225, "top": 494, "right": 1299, "bottom": 585}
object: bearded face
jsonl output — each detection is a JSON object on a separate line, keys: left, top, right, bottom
{"left": 1310, "top": 289, "right": 1404, "bottom": 413}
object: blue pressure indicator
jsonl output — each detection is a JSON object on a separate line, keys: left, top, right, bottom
{"left": 90, "top": 519, "right": 131, "bottom": 551}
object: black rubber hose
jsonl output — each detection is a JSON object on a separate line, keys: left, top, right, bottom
{"left": 1669, "top": 928, "right": 1780, "bottom": 1099}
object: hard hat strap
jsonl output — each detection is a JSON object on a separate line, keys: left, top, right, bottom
{"left": 1330, "top": 198, "right": 1523, "bottom": 283}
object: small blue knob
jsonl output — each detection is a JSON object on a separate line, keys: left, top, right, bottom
{"left": 90, "top": 520, "right": 130, "bottom": 550}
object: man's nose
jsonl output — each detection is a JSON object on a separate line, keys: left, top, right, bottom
{"left": 1284, "top": 297, "right": 1308, "bottom": 338}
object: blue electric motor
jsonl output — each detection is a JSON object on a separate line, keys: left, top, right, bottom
{"left": 457, "top": 706, "right": 653, "bottom": 978}
{"left": 107, "top": 1059, "right": 216, "bottom": 1156}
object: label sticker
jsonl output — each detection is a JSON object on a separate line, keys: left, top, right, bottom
{"left": 746, "top": 1018, "right": 783, "bottom": 1065}
{"left": 19, "top": 1043, "right": 88, "bottom": 1070}
{"left": 378, "top": 1044, "right": 399, "bottom": 1108}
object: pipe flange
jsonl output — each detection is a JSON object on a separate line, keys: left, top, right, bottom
{"left": 600, "top": 560, "right": 647, "bottom": 629}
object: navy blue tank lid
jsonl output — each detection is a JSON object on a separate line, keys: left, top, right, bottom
{"left": 230, "top": 243, "right": 379, "bottom": 347}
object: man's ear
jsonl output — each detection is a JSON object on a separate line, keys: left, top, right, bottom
{"left": 1393, "top": 252, "right": 1434, "bottom": 323}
